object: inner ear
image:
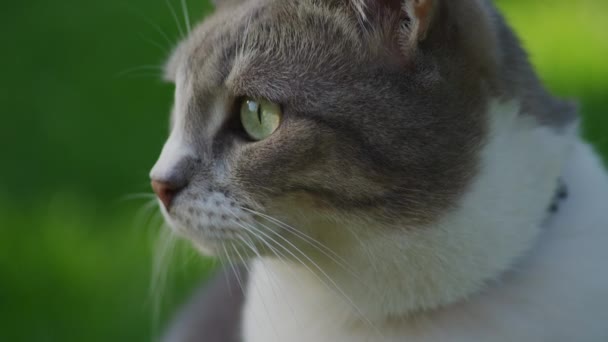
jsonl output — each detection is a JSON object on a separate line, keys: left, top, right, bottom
{"left": 359, "top": 0, "right": 437, "bottom": 51}
{"left": 405, "top": 0, "right": 436, "bottom": 42}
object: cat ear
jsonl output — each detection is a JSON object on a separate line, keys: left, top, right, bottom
{"left": 353, "top": 0, "right": 438, "bottom": 52}
{"left": 402, "top": 0, "right": 436, "bottom": 43}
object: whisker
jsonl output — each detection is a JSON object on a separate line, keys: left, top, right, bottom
{"left": 180, "top": 0, "right": 192, "bottom": 34}
{"left": 252, "top": 216, "right": 370, "bottom": 290}
{"left": 132, "top": 199, "right": 161, "bottom": 232}
{"left": 238, "top": 210, "right": 381, "bottom": 306}
{"left": 217, "top": 244, "right": 233, "bottom": 298}
{"left": 342, "top": 224, "right": 379, "bottom": 273}
{"left": 166, "top": 0, "right": 185, "bottom": 39}
{"left": 150, "top": 226, "right": 179, "bottom": 326}
{"left": 121, "top": 3, "right": 175, "bottom": 47}
{"left": 243, "top": 208, "right": 358, "bottom": 275}
{"left": 244, "top": 209, "right": 329, "bottom": 247}
{"left": 231, "top": 242, "right": 280, "bottom": 340}
{"left": 222, "top": 210, "right": 306, "bottom": 327}
{"left": 225, "top": 213, "right": 290, "bottom": 262}
{"left": 236, "top": 231, "right": 304, "bottom": 330}
{"left": 138, "top": 34, "right": 170, "bottom": 54}
{"left": 237, "top": 221, "right": 309, "bottom": 331}
{"left": 148, "top": 211, "right": 166, "bottom": 234}
{"left": 233, "top": 235, "right": 283, "bottom": 306}
{"left": 221, "top": 243, "right": 247, "bottom": 298}
{"left": 250, "top": 220, "right": 383, "bottom": 337}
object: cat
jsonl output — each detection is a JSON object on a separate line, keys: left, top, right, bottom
{"left": 150, "top": 0, "right": 608, "bottom": 341}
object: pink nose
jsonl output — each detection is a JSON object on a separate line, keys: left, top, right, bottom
{"left": 151, "top": 179, "right": 184, "bottom": 210}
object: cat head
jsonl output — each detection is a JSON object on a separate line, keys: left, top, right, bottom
{"left": 150, "top": 0, "right": 576, "bottom": 310}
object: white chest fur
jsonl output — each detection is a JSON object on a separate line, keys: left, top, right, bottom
{"left": 242, "top": 101, "right": 608, "bottom": 341}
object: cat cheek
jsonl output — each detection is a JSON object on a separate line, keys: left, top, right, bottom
{"left": 158, "top": 187, "right": 262, "bottom": 254}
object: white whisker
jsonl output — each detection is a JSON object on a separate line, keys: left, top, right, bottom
{"left": 221, "top": 243, "right": 247, "bottom": 297}
{"left": 255, "top": 215, "right": 371, "bottom": 286}
{"left": 236, "top": 218, "right": 381, "bottom": 336}
{"left": 243, "top": 208, "right": 360, "bottom": 277}
{"left": 230, "top": 221, "right": 304, "bottom": 330}
{"left": 180, "top": 0, "right": 192, "bottom": 34}
{"left": 225, "top": 209, "right": 306, "bottom": 328}
{"left": 139, "top": 34, "right": 170, "bottom": 54}
{"left": 150, "top": 226, "right": 178, "bottom": 326}
{"left": 343, "top": 224, "right": 379, "bottom": 273}
{"left": 133, "top": 199, "right": 162, "bottom": 234}
{"left": 166, "top": 0, "right": 185, "bottom": 39}
{"left": 122, "top": 3, "right": 175, "bottom": 47}
{"left": 231, "top": 242, "right": 280, "bottom": 340}
{"left": 240, "top": 210, "right": 382, "bottom": 304}
{"left": 147, "top": 21, "right": 175, "bottom": 48}
{"left": 217, "top": 245, "right": 234, "bottom": 299}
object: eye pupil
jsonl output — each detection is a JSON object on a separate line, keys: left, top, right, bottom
{"left": 240, "top": 97, "right": 282, "bottom": 141}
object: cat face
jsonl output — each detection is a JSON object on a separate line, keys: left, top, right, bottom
{"left": 151, "top": 0, "right": 496, "bottom": 257}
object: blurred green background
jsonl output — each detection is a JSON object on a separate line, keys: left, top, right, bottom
{"left": 0, "top": 0, "right": 606, "bottom": 341}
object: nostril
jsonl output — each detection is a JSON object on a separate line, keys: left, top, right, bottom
{"left": 151, "top": 179, "right": 185, "bottom": 210}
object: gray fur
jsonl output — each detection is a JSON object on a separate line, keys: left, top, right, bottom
{"left": 166, "top": 0, "right": 492, "bottom": 225}
{"left": 156, "top": 0, "right": 577, "bottom": 340}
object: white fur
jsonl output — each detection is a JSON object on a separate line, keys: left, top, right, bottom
{"left": 150, "top": 70, "right": 196, "bottom": 182}
{"left": 151, "top": 68, "right": 229, "bottom": 182}
{"left": 150, "top": 130, "right": 195, "bottom": 182}
{"left": 242, "top": 100, "right": 608, "bottom": 341}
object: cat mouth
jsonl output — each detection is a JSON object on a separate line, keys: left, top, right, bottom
{"left": 159, "top": 197, "right": 280, "bottom": 257}
{"left": 173, "top": 220, "right": 241, "bottom": 241}
{"left": 169, "top": 217, "right": 258, "bottom": 256}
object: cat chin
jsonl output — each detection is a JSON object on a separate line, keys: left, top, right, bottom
{"left": 171, "top": 222, "right": 257, "bottom": 259}
{"left": 190, "top": 236, "right": 252, "bottom": 258}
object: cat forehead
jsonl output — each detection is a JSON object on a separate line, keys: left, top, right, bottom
{"left": 164, "top": 0, "right": 384, "bottom": 88}
{"left": 164, "top": 0, "right": 575, "bottom": 131}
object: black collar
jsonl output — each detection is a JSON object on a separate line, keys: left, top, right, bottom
{"left": 548, "top": 179, "right": 568, "bottom": 214}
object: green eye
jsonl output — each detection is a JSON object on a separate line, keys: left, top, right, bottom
{"left": 240, "top": 98, "right": 282, "bottom": 141}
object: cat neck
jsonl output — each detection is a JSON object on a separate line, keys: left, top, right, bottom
{"left": 243, "top": 99, "right": 578, "bottom": 325}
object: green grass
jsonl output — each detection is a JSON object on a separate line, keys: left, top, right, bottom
{"left": 496, "top": 0, "right": 608, "bottom": 160}
{"left": 1, "top": 0, "right": 607, "bottom": 341}
{"left": 0, "top": 196, "right": 210, "bottom": 341}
